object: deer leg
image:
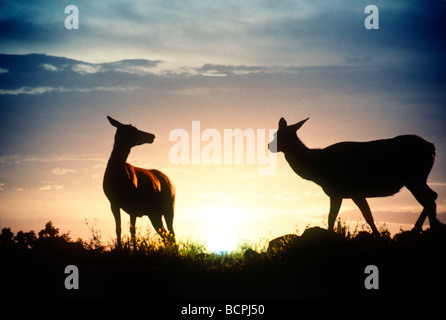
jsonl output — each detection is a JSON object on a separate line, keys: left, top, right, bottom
{"left": 164, "top": 203, "right": 176, "bottom": 241}
{"left": 130, "top": 215, "right": 137, "bottom": 248}
{"left": 149, "top": 214, "right": 168, "bottom": 240}
{"left": 407, "top": 183, "right": 439, "bottom": 232}
{"left": 427, "top": 201, "right": 440, "bottom": 229}
{"left": 328, "top": 196, "right": 342, "bottom": 232}
{"left": 111, "top": 204, "right": 121, "bottom": 250}
{"left": 413, "top": 210, "right": 428, "bottom": 233}
{"left": 353, "top": 197, "right": 379, "bottom": 237}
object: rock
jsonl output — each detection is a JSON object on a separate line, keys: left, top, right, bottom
{"left": 267, "top": 234, "right": 300, "bottom": 255}
{"left": 244, "top": 249, "right": 261, "bottom": 263}
{"left": 299, "top": 227, "right": 341, "bottom": 249}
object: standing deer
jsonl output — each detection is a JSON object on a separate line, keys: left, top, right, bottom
{"left": 269, "top": 117, "right": 440, "bottom": 236}
{"left": 103, "top": 116, "right": 175, "bottom": 249}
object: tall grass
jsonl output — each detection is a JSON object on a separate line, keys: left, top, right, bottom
{"left": 104, "top": 226, "right": 254, "bottom": 273}
{"left": 332, "top": 217, "right": 392, "bottom": 241}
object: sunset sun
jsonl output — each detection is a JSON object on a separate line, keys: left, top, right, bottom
{"left": 205, "top": 224, "right": 238, "bottom": 254}
{"left": 193, "top": 206, "right": 247, "bottom": 253}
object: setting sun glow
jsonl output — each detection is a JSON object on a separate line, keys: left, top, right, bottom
{"left": 205, "top": 225, "right": 238, "bottom": 254}
{"left": 193, "top": 207, "right": 247, "bottom": 253}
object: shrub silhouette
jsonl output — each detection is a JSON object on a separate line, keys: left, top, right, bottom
{"left": 1, "top": 219, "right": 445, "bottom": 299}
{"left": 38, "top": 221, "right": 61, "bottom": 239}
{"left": 0, "top": 227, "right": 14, "bottom": 245}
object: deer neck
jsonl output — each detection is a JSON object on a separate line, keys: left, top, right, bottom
{"left": 107, "top": 143, "right": 131, "bottom": 169}
{"left": 282, "top": 136, "right": 316, "bottom": 181}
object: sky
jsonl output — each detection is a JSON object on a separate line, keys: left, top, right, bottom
{"left": 0, "top": 0, "right": 445, "bottom": 251}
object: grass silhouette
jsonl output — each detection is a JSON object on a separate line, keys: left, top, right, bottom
{"left": 1, "top": 219, "right": 445, "bottom": 299}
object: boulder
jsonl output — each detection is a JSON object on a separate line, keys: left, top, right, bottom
{"left": 298, "top": 226, "right": 342, "bottom": 250}
{"left": 267, "top": 234, "right": 300, "bottom": 255}
{"left": 244, "top": 248, "right": 261, "bottom": 263}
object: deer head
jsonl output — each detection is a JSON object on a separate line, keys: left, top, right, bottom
{"left": 269, "top": 117, "right": 309, "bottom": 153}
{"left": 107, "top": 116, "right": 155, "bottom": 148}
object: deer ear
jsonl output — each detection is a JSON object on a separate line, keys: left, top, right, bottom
{"left": 279, "top": 117, "right": 287, "bottom": 128}
{"left": 107, "top": 116, "right": 122, "bottom": 128}
{"left": 291, "top": 117, "right": 309, "bottom": 131}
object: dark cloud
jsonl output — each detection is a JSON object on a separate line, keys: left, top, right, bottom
{"left": 0, "top": 53, "right": 444, "bottom": 107}
{"left": 0, "top": 53, "right": 164, "bottom": 92}
{"left": 0, "top": 54, "right": 358, "bottom": 94}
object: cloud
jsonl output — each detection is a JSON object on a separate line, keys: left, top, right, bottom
{"left": 39, "top": 184, "right": 63, "bottom": 191}
{"left": 21, "top": 155, "right": 106, "bottom": 163}
{"left": 0, "top": 85, "right": 142, "bottom": 95}
{"left": 72, "top": 64, "right": 101, "bottom": 75}
{"left": 200, "top": 72, "right": 227, "bottom": 77}
{"left": 0, "top": 182, "right": 5, "bottom": 191}
{"left": 0, "top": 41, "right": 444, "bottom": 103}
{"left": 0, "top": 54, "right": 371, "bottom": 97}
{"left": 0, "top": 54, "right": 167, "bottom": 95}
{"left": 39, "top": 185, "right": 52, "bottom": 191}
{"left": 103, "top": 59, "right": 163, "bottom": 75}
{"left": 196, "top": 64, "right": 271, "bottom": 76}
{"left": 40, "top": 64, "right": 59, "bottom": 72}
{"left": 52, "top": 168, "right": 77, "bottom": 175}
{"left": 0, "top": 87, "right": 55, "bottom": 95}
{"left": 39, "top": 182, "right": 63, "bottom": 191}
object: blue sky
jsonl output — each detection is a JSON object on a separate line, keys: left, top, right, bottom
{"left": 0, "top": 0, "right": 445, "bottom": 246}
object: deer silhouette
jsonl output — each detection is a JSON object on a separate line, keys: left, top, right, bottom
{"left": 103, "top": 116, "right": 175, "bottom": 249}
{"left": 269, "top": 117, "right": 440, "bottom": 236}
